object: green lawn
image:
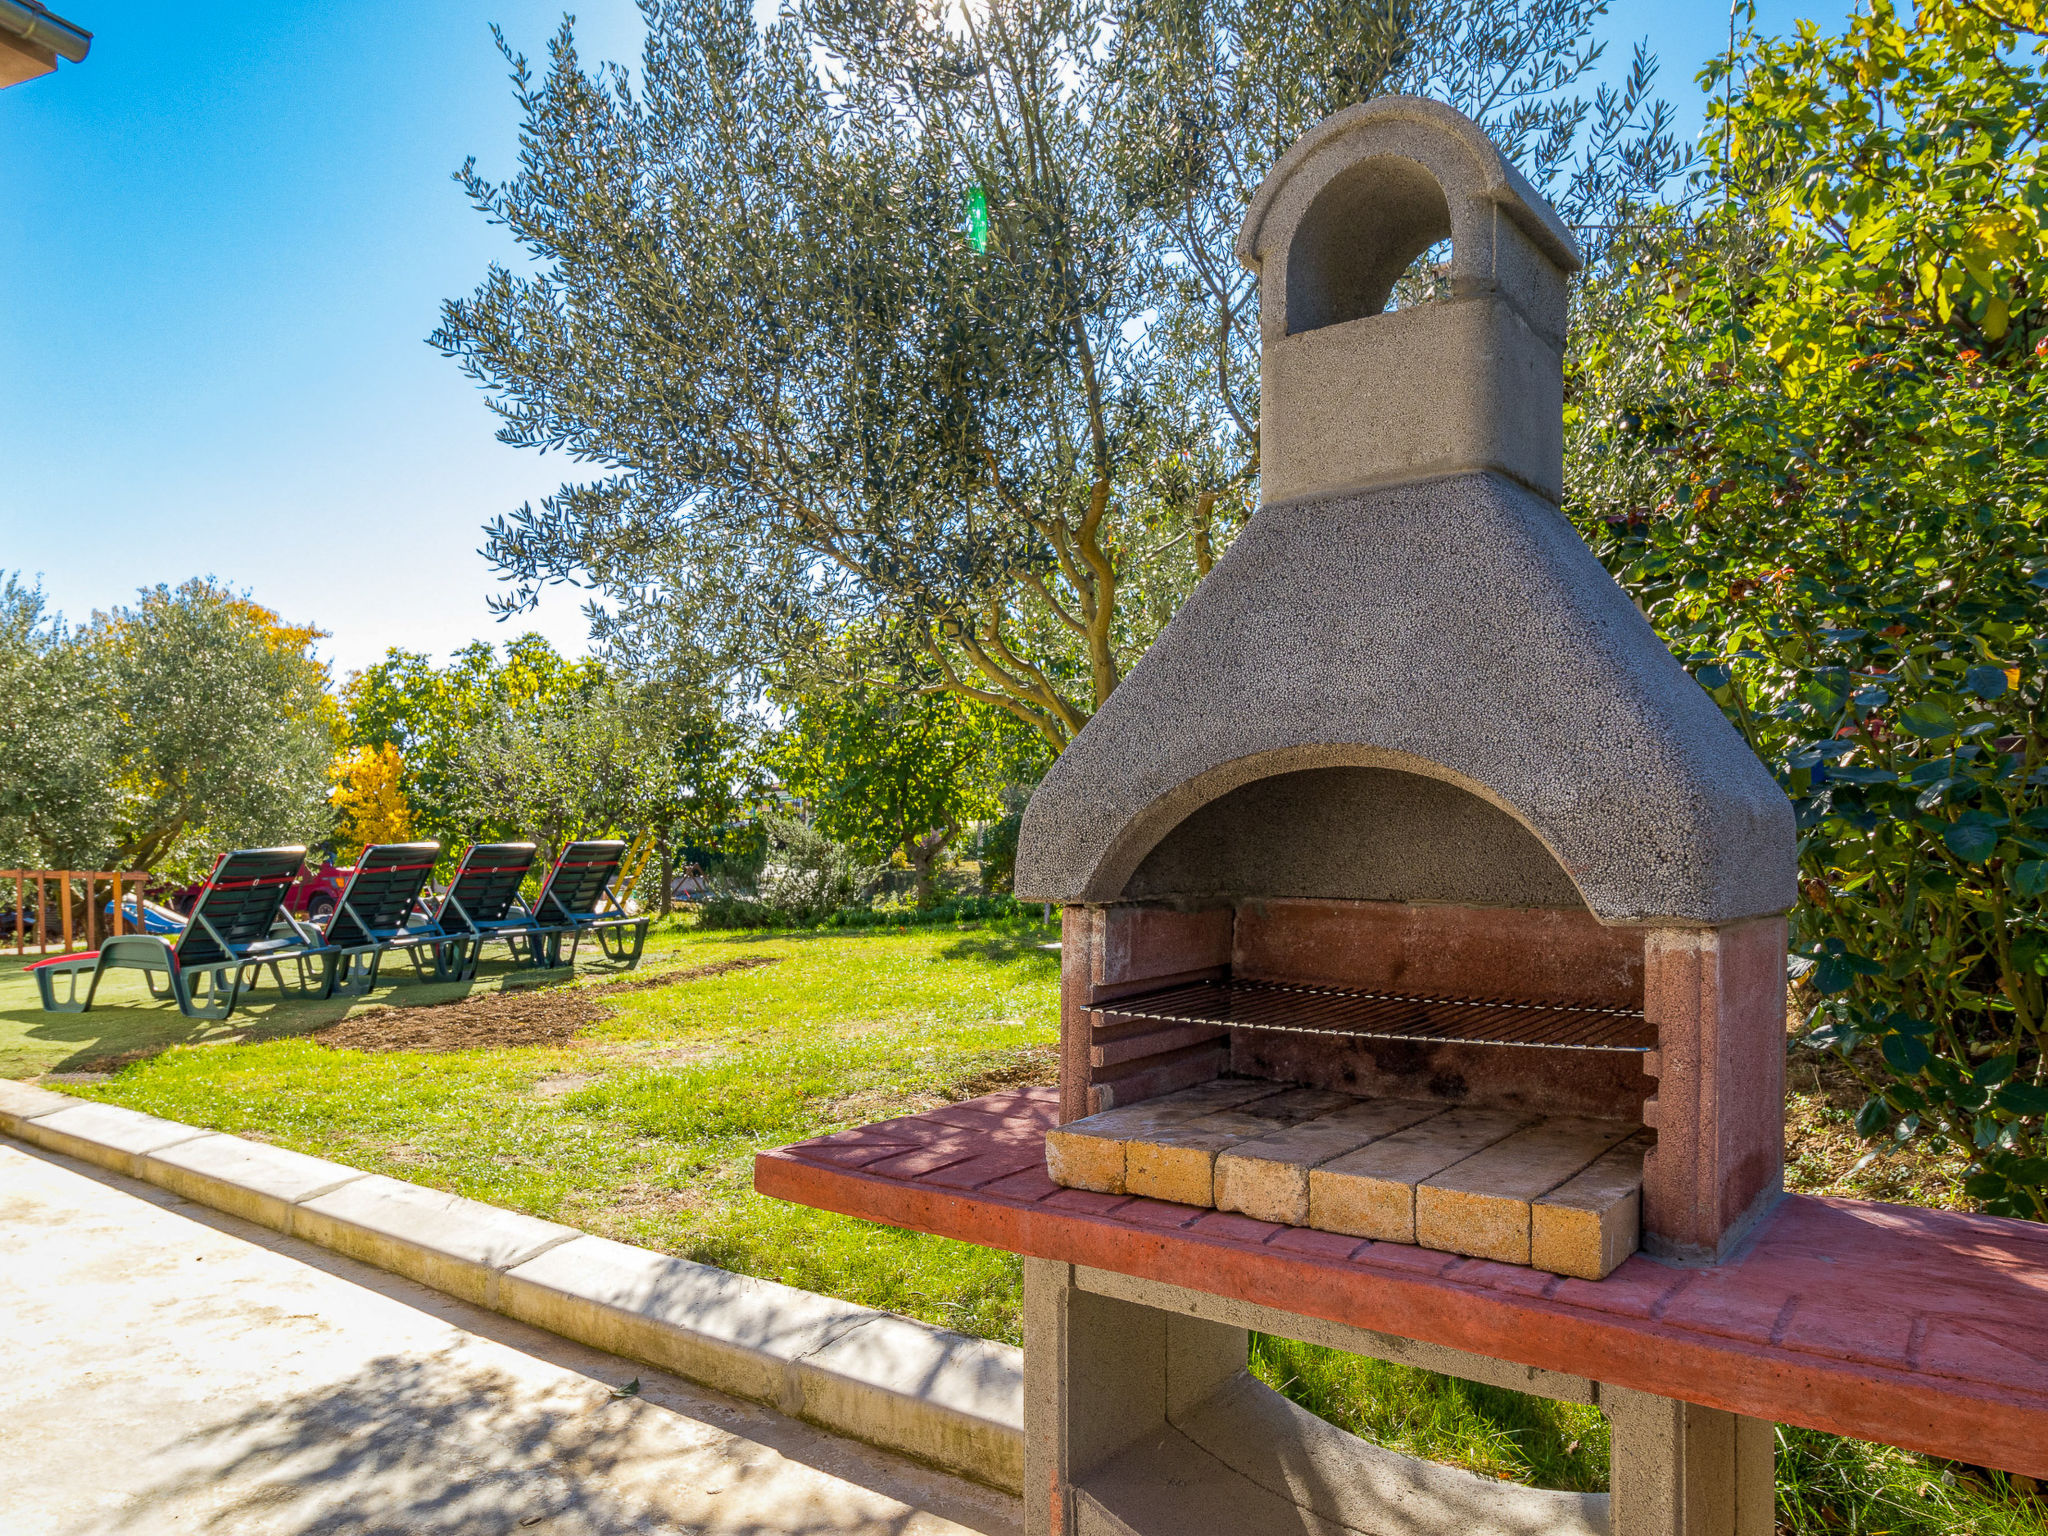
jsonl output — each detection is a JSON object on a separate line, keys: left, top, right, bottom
{"left": 5, "top": 919, "right": 2042, "bottom": 1530}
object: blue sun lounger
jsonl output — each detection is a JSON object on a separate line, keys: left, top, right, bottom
{"left": 305, "top": 840, "right": 443, "bottom": 998}
{"left": 30, "top": 846, "right": 314, "bottom": 1021}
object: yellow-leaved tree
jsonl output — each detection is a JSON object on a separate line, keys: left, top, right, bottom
{"left": 328, "top": 742, "right": 413, "bottom": 851}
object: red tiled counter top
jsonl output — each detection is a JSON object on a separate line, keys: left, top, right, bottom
{"left": 755, "top": 1087, "right": 2048, "bottom": 1477}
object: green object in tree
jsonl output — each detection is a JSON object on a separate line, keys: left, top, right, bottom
{"left": 964, "top": 184, "right": 988, "bottom": 252}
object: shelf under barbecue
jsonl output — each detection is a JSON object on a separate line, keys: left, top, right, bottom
{"left": 1097, "top": 978, "right": 1654, "bottom": 1053}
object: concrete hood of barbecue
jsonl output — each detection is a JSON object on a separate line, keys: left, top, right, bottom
{"left": 1013, "top": 471, "right": 1797, "bottom": 923}
{"left": 1015, "top": 97, "right": 1796, "bottom": 924}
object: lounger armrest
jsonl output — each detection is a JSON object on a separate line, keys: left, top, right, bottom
{"left": 100, "top": 935, "right": 179, "bottom": 967}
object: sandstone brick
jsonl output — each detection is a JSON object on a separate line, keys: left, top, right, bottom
{"left": 1308, "top": 1108, "right": 1533, "bottom": 1243}
{"left": 1045, "top": 1079, "right": 1286, "bottom": 1194}
{"left": 1531, "top": 1131, "right": 1651, "bottom": 1280}
{"left": 1214, "top": 1099, "right": 1444, "bottom": 1225}
{"left": 1416, "top": 1117, "right": 1640, "bottom": 1266}
{"left": 1123, "top": 1088, "right": 1353, "bottom": 1207}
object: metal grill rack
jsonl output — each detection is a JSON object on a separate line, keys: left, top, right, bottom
{"left": 1099, "top": 978, "right": 1653, "bottom": 1054}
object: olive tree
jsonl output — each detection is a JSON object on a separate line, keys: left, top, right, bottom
{"left": 437, "top": 0, "right": 1682, "bottom": 749}
{"left": 0, "top": 576, "right": 119, "bottom": 869}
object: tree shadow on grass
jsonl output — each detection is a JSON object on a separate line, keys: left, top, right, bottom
{"left": 935, "top": 928, "right": 1061, "bottom": 971}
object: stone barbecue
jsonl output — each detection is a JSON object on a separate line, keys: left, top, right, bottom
{"left": 756, "top": 97, "right": 2048, "bottom": 1536}
{"left": 1016, "top": 96, "right": 1798, "bottom": 1280}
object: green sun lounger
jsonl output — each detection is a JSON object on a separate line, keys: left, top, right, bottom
{"left": 409, "top": 842, "right": 540, "bottom": 983}
{"left": 306, "top": 840, "right": 443, "bottom": 998}
{"left": 30, "top": 846, "right": 314, "bottom": 1021}
{"left": 516, "top": 839, "right": 651, "bottom": 969}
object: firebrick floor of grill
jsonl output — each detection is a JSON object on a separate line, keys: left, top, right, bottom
{"left": 1045, "top": 1079, "right": 1650, "bottom": 1280}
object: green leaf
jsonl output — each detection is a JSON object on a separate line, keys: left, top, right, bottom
{"left": 1994, "top": 1081, "right": 2048, "bottom": 1117}
{"left": 1972, "top": 1055, "right": 2018, "bottom": 1090}
{"left": 1812, "top": 954, "right": 1859, "bottom": 993}
{"left": 2015, "top": 859, "right": 2048, "bottom": 896}
{"left": 1898, "top": 701, "right": 1958, "bottom": 739}
{"left": 1942, "top": 821, "right": 2000, "bottom": 863}
{"left": 1964, "top": 665, "right": 2010, "bottom": 699}
{"left": 1805, "top": 1020, "right": 1859, "bottom": 1052}
{"left": 1855, "top": 1096, "right": 1893, "bottom": 1136}
{"left": 1914, "top": 776, "right": 1968, "bottom": 809}
{"left": 1882, "top": 1033, "right": 1931, "bottom": 1074}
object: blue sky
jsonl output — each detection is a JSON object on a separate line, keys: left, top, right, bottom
{"left": 0, "top": 0, "right": 1845, "bottom": 679}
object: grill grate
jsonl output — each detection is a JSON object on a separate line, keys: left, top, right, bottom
{"left": 1097, "top": 978, "right": 1653, "bottom": 1053}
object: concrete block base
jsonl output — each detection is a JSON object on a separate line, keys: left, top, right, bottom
{"left": 1024, "top": 1258, "right": 1773, "bottom": 1536}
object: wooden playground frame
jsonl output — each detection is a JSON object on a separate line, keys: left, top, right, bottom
{"left": 2, "top": 870, "right": 151, "bottom": 956}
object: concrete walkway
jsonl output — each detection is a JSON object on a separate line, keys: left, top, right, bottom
{"left": 0, "top": 1139, "right": 1021, "bottom": 1536}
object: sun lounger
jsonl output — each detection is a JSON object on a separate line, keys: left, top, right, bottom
{"left": 409, "top": 842, "right": 539, "bottom": 982}
{"left": 306, "top": 840, "right": 443, "bottom": 997}
{"left": 517, "top": 839, "right": 651, "bottom": 969}
{"left": 30, "top": 846, "right": 314, "bottom": 1021}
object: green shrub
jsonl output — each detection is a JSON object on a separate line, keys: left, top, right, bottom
{"left": 1570, "top": 2, "right": 2048, "bottom": 1215}
{"left": 975, "top": 811, "right": 1022, "bottom": 895}
{"left": 697, "top": 814, "right": 885, "bottom": 929}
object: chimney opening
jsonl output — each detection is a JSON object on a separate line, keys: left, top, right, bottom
{"left": 1285, "top": 154, "right": 1451, "bottom": 334}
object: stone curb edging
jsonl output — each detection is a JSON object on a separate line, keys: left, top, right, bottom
{"left": 0, "top": 1080, "right": 1024, "bottom": 1493}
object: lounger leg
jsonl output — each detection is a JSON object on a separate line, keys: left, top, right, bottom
{"left": 33, "top": 961, "right": 91, "bottom": 1013}
{"left": 173, "top": 967, "right": 234, "bottom": 1022}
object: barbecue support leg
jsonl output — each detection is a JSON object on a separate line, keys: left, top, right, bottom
{"left": 1605, "top": 1385, "right": 1776, "bottom": 1536}
{"left": 1025, "top": 1259, "right": 1773, "bottom": 1536}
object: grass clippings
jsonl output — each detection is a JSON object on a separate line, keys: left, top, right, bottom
{"left": 316, "top": 987, "right": 612, "bottom": 1053}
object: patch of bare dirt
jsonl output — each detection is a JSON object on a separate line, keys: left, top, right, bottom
{"left": 314, "top": 956, "right": 785, "bottom": 1054}
{"left": 1781, "top": 987, "right": 1979, "bottom": 1211}
{"left": 560, "top": 1181, "right": 711, "bottom": 1235}
{"left": 823, "top": 1045, "right": 1058, "bottom": 1125}
{"left": 828, "top": 1086, "right": 949, "bottom": 1122}
{"left": 1784, "top": 1044, "right": 1977, "bottom": 1211}
{"left": 587, "top": 955, "right": 782, "bottom": 996}
{"left": 948, "top": 1045, "right": 1056, "bottom": 1100}
{"left": 317, "top": 987, "right": 612, "bottom": 1053}
{"left": 532, "top": 1071, "right": 601, "bottom": 1100}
